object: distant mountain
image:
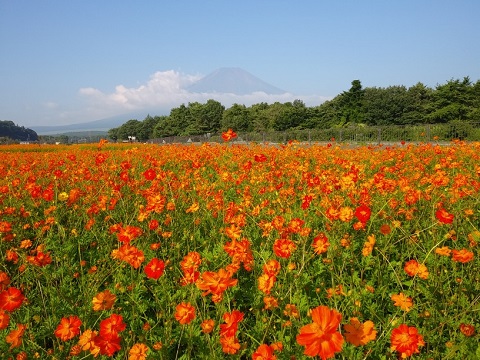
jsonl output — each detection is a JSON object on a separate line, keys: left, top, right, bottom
{"left": 187, "top": 67, "right": 286, "bottom": 95}
{"left": 31, "top": 111, "right": 152, "bottom": 135}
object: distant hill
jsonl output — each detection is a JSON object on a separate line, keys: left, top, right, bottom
{"left": 0, "top": 120, "right": 38, "bottom": 141}
{"left": 187, "top": 67, "right": 286, "bottom": 95}
{"left": 30, "top": 112, "right": 151, "bottom": 135}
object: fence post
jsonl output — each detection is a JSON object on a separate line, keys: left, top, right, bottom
{"left": 378, "top": 128, "right": 382, "bottom": 144}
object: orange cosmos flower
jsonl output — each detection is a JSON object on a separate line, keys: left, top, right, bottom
{"left": 435, "top": 208, "right": 454, "bottom": 224}
{"left": 201, "top": 319, "right": 215, "bottom": 334}
{"left": 312, "top": 233, "right": 330, "bottom": 255}
{"left": 128, "top": 343, "right": 149, "bottom": 360}
{"left": 391, "top": 293, "right": 413, "bottom": 312}
{"left": 0, "top": 287, "right": 25, "bottom": 312}
{"left": 185, "top": 202, "right": 199, "bottom": 213}
{"left": 0, "top": 309, "right": 10, "bottom": 329}
{"left": 225, "top": 223, "right": 242, "bottom": 240}
{"left": 116, "top": 225, "right": 143, "bottom": 244}
{"left": 6, "top": 323, "right": 26, "bottom": 349}
{"left": 390, "top": 324, "right": 425, "bottom": 358}
{"left": 223, "top": 238, "right": 254, "bottom": 271}
{"left": 220, "top": 310, "right": 244, "bottom": 337}
{"left": 263, "top": 296, "right": 279, "bottom": 310}
{"left": 258, "top": 273, "right": 276, "bottom": 295}
{"left": 220, "top": 334, "right": 241, "bottom": 354}
{"left": 273, "top": 238, "right": 296, "bottom": 259}
{"left": 435, "top": 246, "right": 451, "bottom": 257}
{"left": 0, "top": 271, "right": 10, "bottom": 291}
{"left": 175, "top": 302, "right": 195, "bottom": 325}
{"left": 263, "top": 259, "right": 281, "bottom": 276}
{"left": 362, "top": 234, "right": 376, "bottom": 256}
{"left": 403, "top": 259, "right": 429, "bottom": 279}
{"left": 451, "top": 249, "right": 474, "bottom": 263}
{"left": 339, "top": 206, "right": 354, "bottom": 222}
{"left": 180, "top": 251, "right": 202, "bottom": 270}
{"left": 284, "top": 304, "right": 300, "bottom": 318}
{"left": 78, "top": 329, "right": 100, "bottom": 356}
{"left": 252, "top": 344, "right": 277, "bottom": 360}
{"left": 343, "top": 317, "right": 377, "bottom": 346}
{"left": 196, "top": 268, "right": 238, "bottom": 302}
{"left": 296, "top": 305, "right": 344, "bottom": 359}
{"left": 54, "top": 315, "right": 82, "bottom": 341}
{"left": 92, "top": 289, "right": 116, "bottom": 311}
{"left": 222, "top": 129, "right": 237, "bottom": 142}
{"left": 144, "top": 258, "right": 165, "bottom": 280}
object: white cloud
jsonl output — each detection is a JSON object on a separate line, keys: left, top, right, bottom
{"left": 42, "top": 101, "right": 59, "bottom": 109}
{"left": 79, "top": 70, "right": 330, "bottom": 118}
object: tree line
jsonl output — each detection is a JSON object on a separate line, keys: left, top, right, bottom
{"left": 107, "top": 77, "right": 480, "bottom": 141}
{"left": 0, "top": 120, "right": 39, "bottom": 143}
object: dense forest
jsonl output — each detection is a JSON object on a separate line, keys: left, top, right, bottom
{"left": 104, "top": 76, "right": 478, "bottom": 141}
{"left": 0, "top": 120, "right": 38, "bottom": 142}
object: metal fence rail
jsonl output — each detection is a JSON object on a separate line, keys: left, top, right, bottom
{"left": 150, "top": 122, "right": 480, "bottom": 145}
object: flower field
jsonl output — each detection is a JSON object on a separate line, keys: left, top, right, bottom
{"left": 0, "top": 138, "right": 479, "bottom": 359}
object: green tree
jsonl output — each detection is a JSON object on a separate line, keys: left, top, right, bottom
{"left": 428, "top": 77, "right": 473, "bottom": 123}
{"left": 116, "top": 119, "right": 142, "bottom": 140}
{"left": 272, "top": 100, "right": 307, "bottom": 131}
{"left": 338, "top": 80, "right": 365, "bottom": 124}
{"left": 402, "top": 82, "right": 433, "bottom": 124}
{"left": 362, "top": 86, "right": 409, "bottom": 126}
{"left": 221, "top": 104, "right": 251, "bottom": 132}
{"left": 249, "top": 102, "right": 271, "bottom": 132}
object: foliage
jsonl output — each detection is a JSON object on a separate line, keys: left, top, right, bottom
{"left": 0, "top": 120, "right": 38, "bottom": 142}
{"left": 0, "top": 141, "right": 479, "bottom": 359}
{"left": 106, "top": 77, "right": 480, "bottom": 141}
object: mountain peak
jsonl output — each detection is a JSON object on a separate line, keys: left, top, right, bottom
{"left": 187, "top": 67, "right": 286, "bottom": 95}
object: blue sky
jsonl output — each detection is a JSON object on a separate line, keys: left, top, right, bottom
{"left": 1, "top": 1, "right": 479, "bottom": 127}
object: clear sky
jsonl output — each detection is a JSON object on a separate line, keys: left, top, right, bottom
{"left": 1, "top": 0, "right": 479, "bottom": 127}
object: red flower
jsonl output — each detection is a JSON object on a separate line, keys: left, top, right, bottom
{"left": 144, "top": 258, "right": 165, "bottom": 280}
{"left": 0, "top": 287, "right": 25, "bottom": 312}
{"left": 222, "top": 129, "right": 237, "bottom": 142}
{"left": 100, "top": 314, "right": 126, "bottom": 337}
{"left": 254, "top": 154, "right": 267, "bottom": 162}
{"left": 459, "top": 323, "right": 475, "bottom": 337}
{"left": 273, "top": 238, "right": 296, "bottom": 259}
{"left": 296, "top": 306, "right": 344, "bottom": 359}
{"left": 95, "top": 332, "right": 122, "bottom": 357}
{"left": 54, "top": 315, "right": 82, "bottom": 341}
{"left": 390, "top": 324, "right": 425, "bottom": 358}
{"left": 355, "top": 204, "right": 371, "bottom": 223}
{"left": 252, "top": 344, "right": 277, "bottom": 360}
{"left": 143, "top": 168, "right": 156, "bottom": 181}
{"left": 436, "top": 208, "right": 454, "bottom": 224}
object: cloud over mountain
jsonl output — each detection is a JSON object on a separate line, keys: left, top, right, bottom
{"left": 79, "top": 68, "right": 329, "bottom": 119}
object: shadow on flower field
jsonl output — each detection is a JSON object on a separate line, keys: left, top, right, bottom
{"left": 0, "top": 138, "right": 479, "bottom": 359}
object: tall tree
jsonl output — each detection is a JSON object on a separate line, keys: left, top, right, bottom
{"left": 221, "top": 103, "right": 251, "bottom": 132}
